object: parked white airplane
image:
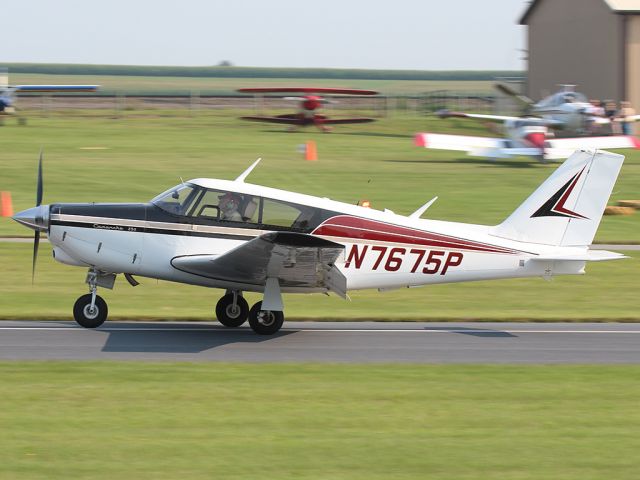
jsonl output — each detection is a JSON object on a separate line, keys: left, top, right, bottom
{"left": 13, "top": 150, "right": 626, "bottom": 334}
{"left": 417, "top": 85, "right": 640, "bottom": 161}
{"left": 0, "top": 70, "right": 98, "bottom": 119}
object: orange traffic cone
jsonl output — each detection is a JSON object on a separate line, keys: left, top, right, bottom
{"left": 0, "top": 191, "right": 13, "bottom": 217}
{"left": 305, "top": 141, "right": 317, "bottom": 161}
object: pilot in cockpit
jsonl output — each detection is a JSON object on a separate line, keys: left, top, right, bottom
{"left": 219, "top": 192, "right": 243, "bottom": 221}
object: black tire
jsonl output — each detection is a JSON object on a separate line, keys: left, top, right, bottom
{"left": 215, "top": 294, "right": 249, "bottom": 327}
{"left": 73, "top": 294, "right": 108, "bottom": 328}
{"left": 248, "top": 301, "right": 284, "bottom": 335}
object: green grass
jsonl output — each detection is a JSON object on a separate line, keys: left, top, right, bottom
{"left": 0, "top": 363, "right": 638, "bottom": 479}
{"left": 0, "top": 112, "right": 638, "bottom": 322}
{"left": 10, "top": 73, "right": 494, "bottom": 95}
{"left": 0, "top": 243, "right": 637, "bottom": 321}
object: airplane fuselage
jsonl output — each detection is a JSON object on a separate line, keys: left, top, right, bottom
{"left": 45, "top": 194, "right": 584, "bottom": 296}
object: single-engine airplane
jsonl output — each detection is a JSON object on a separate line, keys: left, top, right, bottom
{"left": 417, "top": 84, "right": 640, "bottom": 161}
{"left": 13, "top": 149, "right": 626, "bottom": 335}
{"left": 0, "top": 71, "right": 99, "bottom": 121}
{"left": 237, "top": 87, "right": 378, "bottom": 131}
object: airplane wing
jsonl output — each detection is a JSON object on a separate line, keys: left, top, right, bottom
{"left": 437, "top": 110, "right": 564, "bottom": 128}
{"left": 547, "top": 135, "right": 640, "bottom": 152}
{"left": 14, "top": 85, "right": 99, "bottom": 92}
{"left": 316, "top": 117, "right": 376, "bottom": 125}
{"left": 171, "top": 232, "right": 346, "bottom": 297}
{"left": 414, "top": 133, "right": 544, "bottom": 159}
{"left": 238, "top": 87, "right": 378, "bottom": 95}
{"left": 240, "top": 115, "right": 303, "bottom": 125}
{"left": 240, "top": 115, "right": 375, "bottom": 125}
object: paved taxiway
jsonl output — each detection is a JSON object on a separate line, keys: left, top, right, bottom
{"left": 1, "top": 321, "right": 639, "bottom": 363}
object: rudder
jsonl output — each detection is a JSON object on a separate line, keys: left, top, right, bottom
{"left": 491, "top": 150, "right": 624, "bottom": 247}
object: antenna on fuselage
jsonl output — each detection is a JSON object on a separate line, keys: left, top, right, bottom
{"left": 235, "top": 157, "right": 261, "bottom": 183}
{"left": 409, "top": 196, "right": 438, "bottom": 219}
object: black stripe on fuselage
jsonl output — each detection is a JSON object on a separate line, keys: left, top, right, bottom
{"left": 50, "top": 220, "right": 256, "bottom": 241}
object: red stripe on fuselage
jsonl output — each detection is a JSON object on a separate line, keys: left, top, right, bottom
{"left": 312, "top": 216, "right": 520, "bottom": 254}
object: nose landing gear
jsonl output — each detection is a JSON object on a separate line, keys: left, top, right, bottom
{"left": 73, "top": 269, "right": 114, "bottom": 328}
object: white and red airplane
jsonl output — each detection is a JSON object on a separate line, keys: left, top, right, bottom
{"left": 237, "top": 87, "right": 378, "bottom": 132}
{"left": 416, "top": 85, "right": 640, "bottom": 161}
{"left": 13, "top": 149, "right": 626, "bottom": 334}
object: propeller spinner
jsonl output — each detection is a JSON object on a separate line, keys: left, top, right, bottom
{"left": 12, "top": 151, "right": 48, "bottom": 283}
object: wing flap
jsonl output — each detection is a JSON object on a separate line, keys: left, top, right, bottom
{"left": 171, "top": 232, "right": 345, "bottom": 292}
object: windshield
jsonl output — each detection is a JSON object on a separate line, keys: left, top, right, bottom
{"left": 151, "top": 184, "right": 199, "bottom": 215}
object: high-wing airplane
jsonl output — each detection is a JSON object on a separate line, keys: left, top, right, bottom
{"left": 237, "top": 87, "right": 378, "bottom": 131}
{"left": 416, "top": 84, "right": 640, "bottom": 161}
{"left": 13, "top": 149, "right": 626, "bottom": 334}
{"left": 1, "top": 76, "right": 99, "bottom": 120}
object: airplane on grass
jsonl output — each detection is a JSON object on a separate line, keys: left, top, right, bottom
{"left": 416, "top": 84, "right": 640, "bottom": 161}
{"left": 237, "top": 87, "right": 378, "bottom": 132}
{"left": 13, "top": 149, "right": 626, "bottom": 335}
{"left": 1, "top": 80, "right": 99, "bottom": 123}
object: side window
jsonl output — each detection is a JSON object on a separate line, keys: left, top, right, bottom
{"left": 261, "top": 199, "right": 303, "bottom": 228}
{"left": 189, "top": 189, "right": 260, "bottom": 224}
{"left": 191, "top": 189, "right": 222, "bottom": 219}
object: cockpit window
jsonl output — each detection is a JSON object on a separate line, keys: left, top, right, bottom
{"left": 151, "top": 184, "right": 198, "bottom": 216}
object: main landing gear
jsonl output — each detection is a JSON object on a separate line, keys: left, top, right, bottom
{"left": 215, "top": 290, "right": 285, "bottom": 335}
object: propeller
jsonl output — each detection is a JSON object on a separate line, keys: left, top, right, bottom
{"left": 32, "top": 150, "right": 43, "bottom": 284}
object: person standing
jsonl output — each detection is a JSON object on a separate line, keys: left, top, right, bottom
{"left": 619, "top": 101, "right": 636, "bottom": 136}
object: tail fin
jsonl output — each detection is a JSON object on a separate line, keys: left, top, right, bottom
{"left": 491, "top": 150, "right": 624, "bottom": 247}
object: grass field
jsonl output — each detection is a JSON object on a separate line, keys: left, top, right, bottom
{"left": 0, "top": 363, "right": 638, "bottom": 479}
{"left": 0, "top": 111, "right": 638, "bottom": 321}
{"left": 10, "top": 73, "right": 494, "bottom": 95}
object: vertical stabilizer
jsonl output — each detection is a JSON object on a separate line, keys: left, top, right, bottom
{"left": 491, "top": 150, "right": 624, "bottom": 246}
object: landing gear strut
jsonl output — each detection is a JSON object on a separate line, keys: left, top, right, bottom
{"left": 73, "top": 269, "right": 108, "bottom": 328}
{"left": 215, "top": 291, "right": 249, "bottom": 327}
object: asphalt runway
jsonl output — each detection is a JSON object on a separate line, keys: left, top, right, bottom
{"left": 1, "top": 320, "right": 639, "bottom": 363}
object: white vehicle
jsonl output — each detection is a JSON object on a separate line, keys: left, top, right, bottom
{"left": 14, "top": 150, "right": 626, "bottom": 335}
{"left": 417, "top": 85, "right": 640, "bottom": 161}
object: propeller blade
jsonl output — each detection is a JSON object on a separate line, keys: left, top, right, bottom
{"left": 32, "top": 230, "right": 40, "bottom": 284}
{"left": 36, "top": 149, "right": 43, "bottom": 207}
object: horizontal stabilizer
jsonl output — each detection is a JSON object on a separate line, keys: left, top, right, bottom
{"left": 530, "top": 250, "right": 628, "bottom": 262}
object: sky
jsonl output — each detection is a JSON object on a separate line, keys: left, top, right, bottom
{"left": 4, "top": 0, "right": 530, "bottom": 70}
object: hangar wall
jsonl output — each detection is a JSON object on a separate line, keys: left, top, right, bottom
{"left": 627, "top": 15, "right": 640, "bottom": 109}
{"left": 526, "top": 0, "right": 623, "bottom": 102}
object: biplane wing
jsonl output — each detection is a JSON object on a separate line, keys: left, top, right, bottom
{"left": 238, "top": 87, "right": 377, "bottom": 95}
{"left": 240, "top": 115, "right": 375, "bottom": 125}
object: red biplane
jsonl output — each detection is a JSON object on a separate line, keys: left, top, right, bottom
{"left": 237, "top": 87, "right": 378, "bottom": 131}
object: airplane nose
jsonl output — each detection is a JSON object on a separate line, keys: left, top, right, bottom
{"left": 12, "top": 205, "right": 50, "bottom": 232}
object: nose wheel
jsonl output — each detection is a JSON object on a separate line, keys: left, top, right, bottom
{"left": 73, "top": 293, "right": 108, "bottom": 328}
{"left": 215, "top": 292, "right": 249, "bottom": 327}
{"left": 248, "top": 301, "right": 284, "bottom": 335}
{"left": 73, "top": 269, "right": 110, "bottom": 328}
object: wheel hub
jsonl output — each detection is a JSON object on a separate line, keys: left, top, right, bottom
{"left": 226, "top": 304, "right": 241, "bottom": 319}
{"left": 83, "top": 304, "right": 99, "bottom": 320}
{"left": 257, "top": 311, "right": 275, "bottom": 327}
